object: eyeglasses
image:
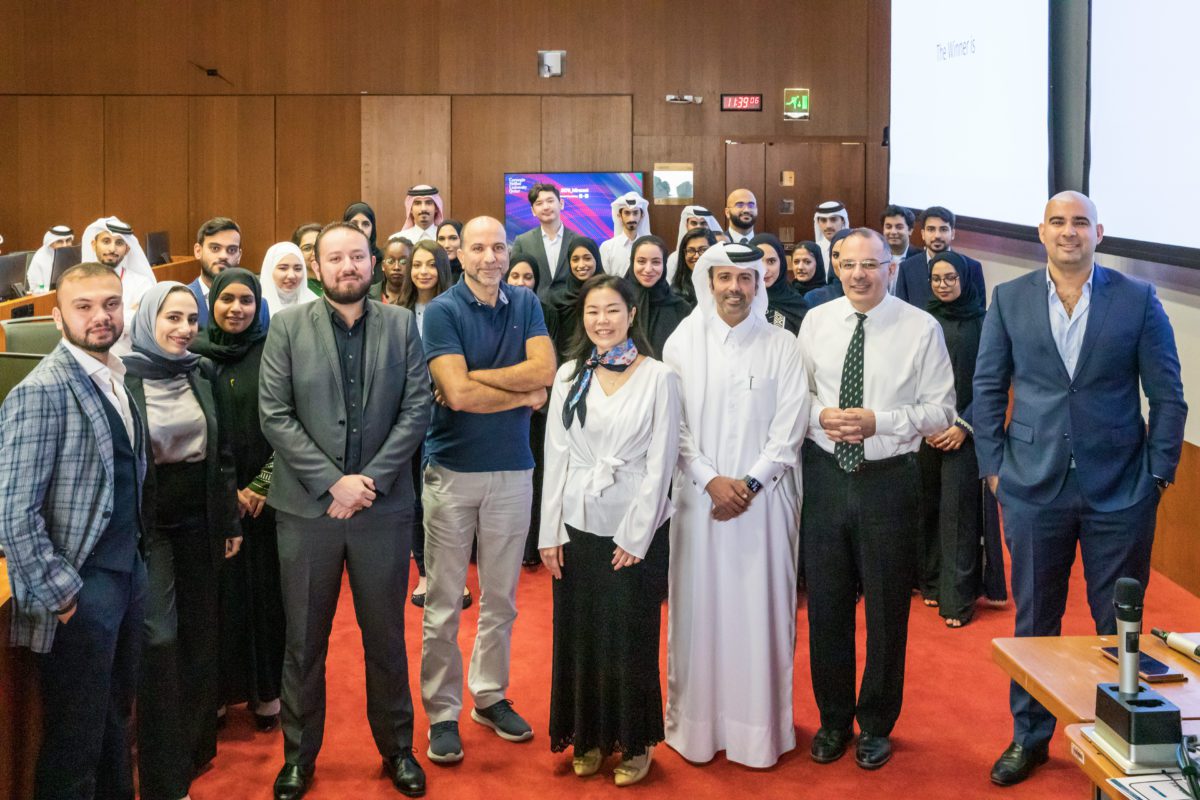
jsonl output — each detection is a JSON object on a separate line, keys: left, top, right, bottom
{"left": 930, "top": 274, "right": 959, "bottom": 286}
{"left": 383, "top": 257, "right": 409, "bottom": 266}
{"left": 684, "top": 246, "right": 710, "bottom": 257}
{"left": 839, "top": 260, "right": 884, "bottom": 272}
{"left": 299, "top": 243, "right": 315, "bottom": 254}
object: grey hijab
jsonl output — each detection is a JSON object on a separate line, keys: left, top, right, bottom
{"left": 121, "top": 281, "right": 202, "bottom": 379}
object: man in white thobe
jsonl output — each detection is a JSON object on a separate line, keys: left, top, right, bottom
{"left": 80, "top": 217, "right": 158, "bottom": 355}
{"left": 598, "top": 191, "right": 650, "bottom": 275}
{"left": 396, "top": 184, "right": 445, "bottom": 243}
{"left": 662, "top": 242, "right": 809, "bottom": 769}
{"left": 813, "top": 200, "right": 851, "bottom": 279}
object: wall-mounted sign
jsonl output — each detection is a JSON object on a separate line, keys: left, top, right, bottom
{"left": 653, "top": 163, "right": 694, "bottom": 206}
{"left": 783, "top": 88, "right": 810, "bottom": 121}
{"left": 720, "top": 94, "right": 763, "bottom": 112}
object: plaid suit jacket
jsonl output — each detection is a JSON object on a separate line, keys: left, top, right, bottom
{"left": 0, "top": 343, "right": 146, "bottom": 653}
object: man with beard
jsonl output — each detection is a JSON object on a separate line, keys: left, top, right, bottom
{"left": 397, "top": 185, "right": 445, "bottom": 244}
{"left": 259, "top": 222, "right": 433, "bottom": 799}
{"left": 420, "top": 217, "right": 555, "bottom": 766}
{"left": 599, "top": 191, "right": 651, "bottom": 274}
{"left": 813, "top": 200, "right": 851, "bottom": 274}
{"left": 80, "top": 216, "right": 158, "bottom": 316}
{"left": 724, "top": 188, "right": 758, "bottom": 244}
{"left": 511, "top": 183, "right": 580, "bottom": 295}
{"left": 798, "top": 229, "right": 955, "bottom": 770}
{"left": 880, "top": 205, "right": 920, "bottom": 294}
{"left": 0, "top": 263, "right": 147, "bottom": 798}
{"left": 189, "top": 216, "right": 244, "bottom": 326}
{"left": 662, "top": 243, "right": 809, "bottom": 768}
{"left": 894, "top": 206, "right": 984, "bottom": 309}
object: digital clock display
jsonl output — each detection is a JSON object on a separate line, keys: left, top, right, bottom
{"left": 721, "top": 94, "right": 763, "bottom": 112}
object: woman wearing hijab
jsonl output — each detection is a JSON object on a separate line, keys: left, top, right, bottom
{"left": 751, "top": 233, "right": 807, "bottom": 334}
{"left": 437, "top": 219, "right": 464, "bottom": 279}
{"left": 623, "top": 235, "right": 691, "bottom": 357}
{"left": 505, "top": 252, "right": 541, "bottom": 294}
{"left": 669, "top": 227, "right": 716, "bottom": 309}
{"left": 344, "top": 201, "right": 385, "bottom": 282}
{"left": 259, "top": 242, "right": 318, "bottom": 318}
{"left": 190, "top": 268, "right": 285, "bottom": 733}
{"left": 790, "top": 241, "right": 827, "bottom": 297}
{"left": 543, "top": 237, "right": 604, "bottom": 356}
{"left": 123, "top": 282, "right": 241, "bottom": 800}
{"left": 540, "top": 273, "right": 680, "bottom": 787}
{"left": 802, "top": 228, "right": 853, "bottom": 308}
{"left": 919, "top": 251, "right": 990, "bottom": 627}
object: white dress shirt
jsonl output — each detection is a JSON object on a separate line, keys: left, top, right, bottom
{"left": 1047, "top": 267, "right": 1094, "bottom": 379}
{"left": 539, "top": 358, "right": 680, "bottom": 559}
{"left": 62, "top": 339, "right": 135, "bottom": 443}
{"left": 798, "top": 294, "right": 956, "bottom": 460}
{"left": 542, "top": 224, "right": 566, "bottom": 276}
{"left": 727, "top": 228, "right": 755, "bottom": 245}
{"left": 598, "top": 234, "right": 636, "bottom": 275}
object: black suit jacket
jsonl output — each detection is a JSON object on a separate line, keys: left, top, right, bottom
{"left": 510, "top": 225, "right": 581, "bottom": 298}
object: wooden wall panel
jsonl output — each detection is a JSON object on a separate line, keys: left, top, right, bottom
{"left": 360, "top": 96, "right": 452, "bottom": 239}
{"left": 450, "top": 96, "right": 542, "bottom": 224}
{"left": 865, "top": 0, "right": 892, "bottom": 228}
{"left": 188, "top": 96, "right": 277, "bottom": 269}
{"left": 0, "top": 97, "right": 18, "bottom": 252}
{"left": 274, "top": 96, "right": 362, "bottom": 241}
{"left": 633, "top": 135, "right": 725, "bottom": 243}
{"left": 762, "top": 142, "right": 866, "bottom": 244}
{"left": 12, "top": 97, "right": 105, "bottom": 254}
{"left": 540, "top": 96, "right": 631, "bottom": 173}
{"left": 1153, "top": 441, "right": 1200, "bottom": 597}
{"left": 104, "top": 96, "right": 190, "bottom": 257}
{"left": 725, "top": 142, "right": 767, "bottom": 232}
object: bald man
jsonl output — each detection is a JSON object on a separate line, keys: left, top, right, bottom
{"left": 724, "top": 188, "right": 758, "bottom": 244}
{"left": 419, "top": 217, "right": 556, "bottom": 766}
{"left": 975, "top": 192, "right": 1187, "bottom": 786}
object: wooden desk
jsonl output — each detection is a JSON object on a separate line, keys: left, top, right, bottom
{"left": 0, "top": 257, "right": 200, "bottom": 350}
{"left": 0, "top": 558, "right": 40, "bottom": 800}
{"left": 1065, "top": 720, "right": 1200, "bottom": 800}
{"left": 993, "top": 635, "right": 1200, "bottom": 724}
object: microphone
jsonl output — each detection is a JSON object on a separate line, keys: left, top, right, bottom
{"left": 1114, "top": 577, "right": 1144, "bottom": 698}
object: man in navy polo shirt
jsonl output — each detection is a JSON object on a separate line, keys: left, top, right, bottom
{"left": 419, "top": 216, "right": 557, "bottom": 766}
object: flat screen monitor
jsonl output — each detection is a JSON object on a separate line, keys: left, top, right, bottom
{"left": 145, "top": 230, "right": 172, "bottom": 266}
{"left": 503, "top": 172, "right": 644, "bottom": 244}
{"left": 50, "top": 245, "right": 82, "bottom": 289}
{"left": 0, "top": 253, "right": 28, "bottom": 300}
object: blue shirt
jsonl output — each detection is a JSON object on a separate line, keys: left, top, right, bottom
{"left": 422, "top": 280, "right": 549, "bottom": 472}
{"left": 1046, "top": 266, "right": 1094, "bottom": 379}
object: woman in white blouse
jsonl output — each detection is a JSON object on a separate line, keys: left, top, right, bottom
{"left": 259, "top": 242, "right": 318, "bottom": 317}
{"left": 539, "top": 273, "right": 681, "bottom": 787}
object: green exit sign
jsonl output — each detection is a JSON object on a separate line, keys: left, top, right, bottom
{"left": 783, "top": 88, "right": 810, "bottom": 121}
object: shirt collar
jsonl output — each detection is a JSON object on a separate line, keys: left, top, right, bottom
{"left": 63, "top": 338, "right": 126, "bottom": 382}
{"left": 459, "top": 278, "right": 510, "bottom": 307}
{"left": 838, "top": 292, "right": 893, "bottom": 323}
{"left": 541, "top": 224, "right": 564, "bottom": 243}
{"left": 1046, "top": 265, "right": 1095, "bottom": 296}
{"left": 325, "top": 297, "right": 369, "bottom": 330}
{"left": 706, "top": 309, "right": 758, "bottom": 344}
{"left": 198, "top": 279, "right": 210, "bottom": 296}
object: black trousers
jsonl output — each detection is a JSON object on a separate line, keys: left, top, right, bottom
{"left": 36, "top": 555, "right": 146, "bottom": 800}
{"left": 410, "top": 445, "right": 426, "bottom": 577}
{"left": 803, "top": 442, "right": 919, "bottom": 737}
{"left": 276, "top": 507, "right": 414, "bottom": 766}
{"left": 137, "top": 462, "right": 221, "bottom": 800}
{"left": 524, "top": 411, "right": 547, "bottom": 563}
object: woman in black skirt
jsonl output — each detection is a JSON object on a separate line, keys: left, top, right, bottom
{"left": 540, "top": 274, "right": 681, "bottom": 786}
{"left": 190, "top": 268, "right": 285, "bottom": 731}
{"left": 123, "top": 282, "right": 241, "bottom": 800}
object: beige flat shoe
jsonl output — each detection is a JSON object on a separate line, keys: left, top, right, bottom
{"left": 573, "top": 747, "right": 602, "bottom": 777}
{"left": 614, "top": 747, "right": 653, "bottom": 787}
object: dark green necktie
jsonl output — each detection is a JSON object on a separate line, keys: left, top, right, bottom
{"left": 835, "top": 312, "right": 867, "bottom": 473}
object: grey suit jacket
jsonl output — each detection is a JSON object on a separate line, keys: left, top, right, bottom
{"left": 258, "top": 298, "right": 432, "bottom": 519}
{"left": 0, "top": 344, "right": 147, "bottom": 652}
{"left": 510, "top": 226, "right": 581, "bottom": 298}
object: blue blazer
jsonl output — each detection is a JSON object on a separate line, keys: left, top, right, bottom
{"left": 188, "top": 277, "right": 271, "bottom": 329}
{"left": 973, "top": 265, "right": 1186, "bottom": 511}
{"left": 895, "top": 251, "right": 985, "bottom": 309}
{"left": 0, "top": 344, "right": 147, "bottom": 652}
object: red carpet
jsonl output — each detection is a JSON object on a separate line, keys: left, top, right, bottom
{"left": 196, "top": 555, "right": 1200, "bottom": 799}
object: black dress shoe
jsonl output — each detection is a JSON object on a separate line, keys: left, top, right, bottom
{"left": 855, "top": 733, "right": 892, "bottom": 770}
{"left": 990, "top": 741, "right": 1049, "bottom": 786}
{"left": 273, "top": 763, "right": 315, "bottom": 800}
{"left": 384, "top": 749, "right": 426, "bottom": 797}
{"left": 256, "top": 712, "right": 281, "bottom": 733}
{"left": 810, "top": 726, "right": 854, "bottom": 763}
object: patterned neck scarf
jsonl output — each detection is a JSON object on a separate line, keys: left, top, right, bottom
{"left": 562, "top": 338, "right": 639, "bottom": 429}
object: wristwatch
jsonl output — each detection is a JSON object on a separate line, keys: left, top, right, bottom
{"left": 742, "top": 475, "right": 763, "bottom": 494}
{"left": 1154, "top": 476, "right": 1171, "bottom": 491}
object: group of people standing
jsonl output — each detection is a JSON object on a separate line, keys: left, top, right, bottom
{"left": 0, "top": 181, "right": 1186, "bottom": 800}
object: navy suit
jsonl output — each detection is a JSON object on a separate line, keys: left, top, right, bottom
{"left": 973, "top": 264, "right": 1186, "bottom": 749}
{"left": 894, "top": 250, "right": 985, "bottom": 309}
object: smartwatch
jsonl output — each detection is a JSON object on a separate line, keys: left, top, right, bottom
{"left": 742, "top": 475, "right": 763, "bottom": 494}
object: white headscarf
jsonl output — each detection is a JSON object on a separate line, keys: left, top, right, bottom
{"left": 666, "top": 204, "right": 723, "bottom": 281}
{"left": 25, "top": 225, "right": 74, "bottom": 292}
{"left": 259, "top": 242, "right": 318, "bottom": 316}
{"left": 813, "top": 201, "right": 851, "bottom": 277}
{"left": 608, "top": 191, "right": 651, "bottom": 239}
{"left": 80, "top": 217, "right": 155, "bottom": 282}
{"left": 665, "top": 243, "right": 769, "bottom": 396}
